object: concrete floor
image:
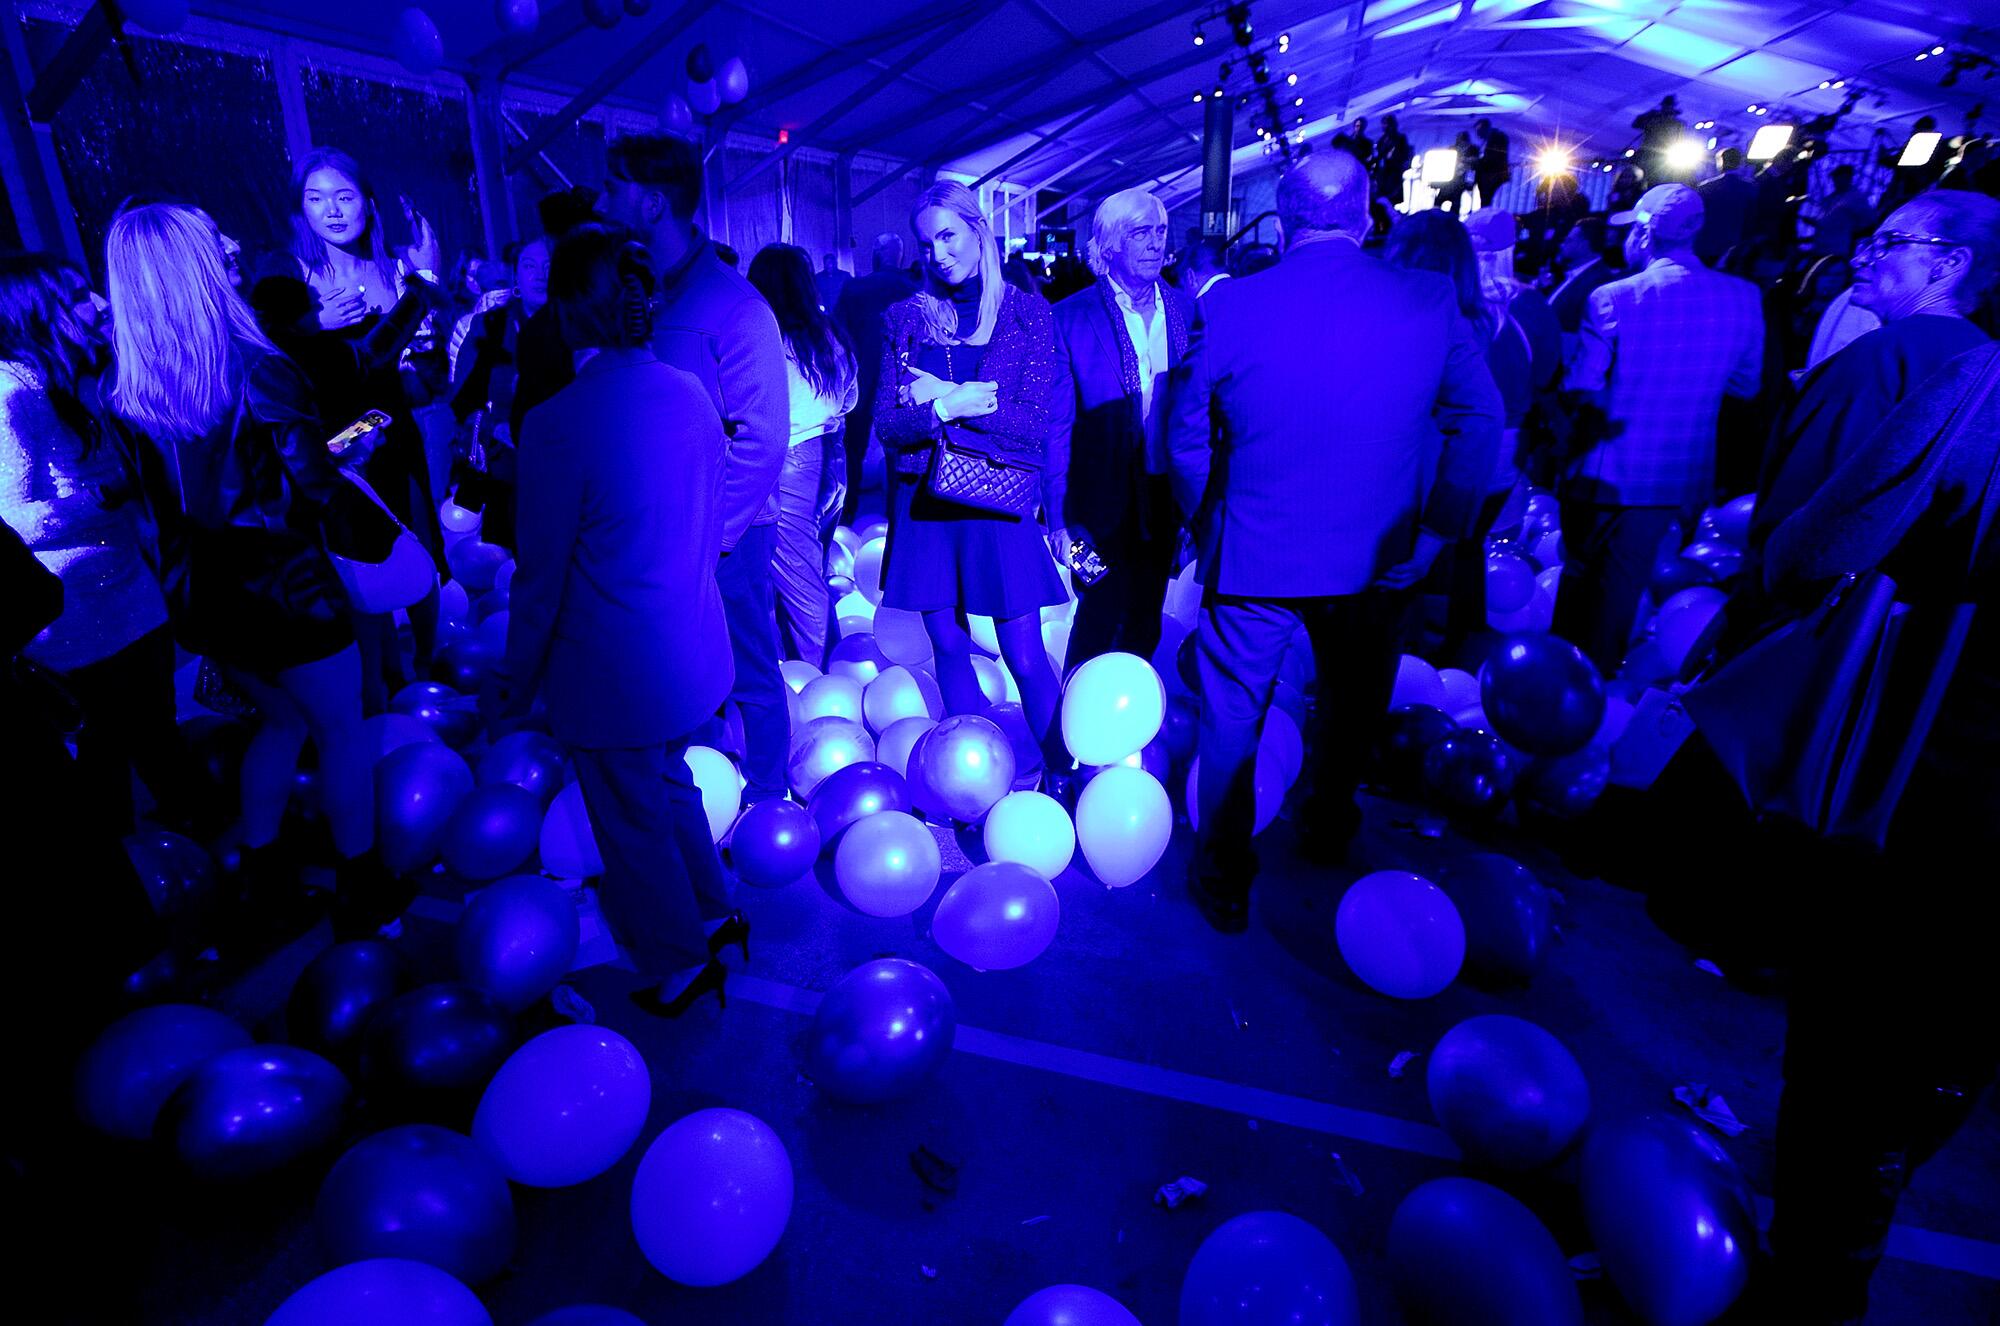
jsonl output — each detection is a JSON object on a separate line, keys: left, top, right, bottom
{"left": 113, "top": 780, "right": 2000, "bottom": 1326}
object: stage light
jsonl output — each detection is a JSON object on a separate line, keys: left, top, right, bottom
{"left": 1193, "top": 91, "right": 1204, "bottom": 102}
{"left": 1623, "top": 148, "right": 1635, "bottom": 158}
{"left": 1193, "top": 22, "right": 1205, "bottom": 46}
{"left": 1898, "top": 130, "right": 1943, "bottom": 167}
{"left": 1286, "top": 72, "right": 1298, "bottom": 85}
{"left": 1707, "top": 136, "right": 1718, "bottom": 150}
{"left": 1932, "top": 45, "right": 1945, "bottom": 55}
{"left": 1533, "top": 145, "right": 1573, "bottom": 177}
{"left": 1747, "top": 123, "right": 1794, "bottom": 160}
{"left": 1665, "top": 138, "right": 1705, "bottom": 172}
{"left": 1916, "top": 51, "right": 1927, "bottom": 60}
{"left": 1294, "top": 95, "right": 1303, "bottom": 105}
{"left": 1422, "top": 148, "right": 1461, "bottom": 184}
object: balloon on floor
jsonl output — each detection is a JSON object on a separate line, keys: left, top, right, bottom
{"left": 264, "top": 1257, "right": 491, "bottom": 1326}
{"left": 1387, "top": 1178, "right": 1583, "bottom": 1326}
{"left": 376, "top": 741, "right": 475, "bottom": 875}
{"left": 440, "top": 783, "right": 542, "bottom": 881}
{"left": 475, "top": 1025, "right": 651, "bottom": 1187}
{"left": 1376, "top": 704, "right": 1457, "bottom": 795}
{"left": 289, "top": 940, "right": 407, "bottom": 1062}
{"left": 455, "top": 875, "right": 579, "bottom": 1012}
{"left": 1391, "top": 654, "right": 1449, "bottom": 710}
{"left": 828, "top": 634, "right": 887, "bottom": 688}
{"left": 1436, "top": 854, "right": 1552, "bottom": 984}
{"left": 1181, "top": 1210, "right": 1358, "bottom": 1326}
{"left": 363, "top": 711, "right": 440, "bottom": 762}
{"left": 788, "top": 716, "right": 874, "bottom": 799}
{"left": 931, "top": 861, "right": 1060, "bottom": 970}
{"left": 834, "top": 810, "right": 941, "bottom": 917}
{"left": 392, "top": 680, "right": 479, "bottom": 747}
{"left": 1478, "top": 633, "right": 1606, "bottom": 757}
{"left": 983, "top": 790, "right": 1076, "bottom": 879}
{"left": 863, "top": 664, "right": 940, "bottom": 731}
{"left": 631, "top": 1108, "right": 793, "bottom": 1286}
{"left": 1427, "top": 1015, "right": 1591, "bottom": 1169}
{"left": 1074, "top": 765, "right": 1171, "bottom": 888}
{"left": 684, "top": 745, "right": 743, "bottom": 843}
{"left": 1062, "top": 651, "right": 1166, "bottom": 765}
{"left": 75, "top": 1004, "right": 252, "bottom": 1140}
{"left": 1004, "top": 1284, "right": 1143, "bottom": 1326}
{"left": 476, "top": 730, "right": 569, "bottom": 804}
{"left": 1581, "top": 1114, "right": 1756, "bottom": 1326}
{"left": 910, "top": 714, "right": 1014, "bottom": 822}
{"left": 730, "top": 797, "right": 820, "bottom": 887}
{"left": 162, "top": 1044, "right": 349, "bottom": 1180}
{"left": 805, "top": 958, "right": 956, "bottom": 1103}
{"left": 800, "top": 673, "right": 866, "bottom": 722}
{"left": 1335, "top": 871, "right": 1465, "bottom": 999}
{"left": 539, "top": 781, "right": 603, "bottom": 878}
{"left": 316, "top": 1125, "right": 516, "bottom": 1285}
{"left": 875, "top": 714, "right": 936, "bottom": 779}
{"left": 123, "top": 830, "right": 219, "bottom": 923}
{"left": 809, "top": 761, "right": 910, "bottom": 846}
{"left": 359, "top": 983, "right": 514, "bottom": 1115}
{"left": 526, "top": 1309, "right": 646, "bottom": 1326}
{"left": 1421, "top": 728, "right": 1520, "bottom": 818}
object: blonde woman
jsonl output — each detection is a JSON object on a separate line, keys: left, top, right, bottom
{"left": 106, "top": 203, "right": 400, "bottom": 944}
{"left": 875, "top": 181, "right": 1067, "bottom": 779}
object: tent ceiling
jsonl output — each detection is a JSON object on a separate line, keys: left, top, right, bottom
{"left": 61, "top": 0, "right": 2000, "bottom": 202}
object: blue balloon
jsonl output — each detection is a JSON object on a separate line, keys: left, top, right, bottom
{"left": 1520, "top": 741, "right": 1611, "bottom": 819}
{"left": 1181, "top": 1210, "right": 1358, "bottom": 1325}
{"left": 983, "top": 700, "right": 1043, "bottom": 776}
{"left": 265, "top": 1258, "right": 491, "bottom": 1326}
{"left": 730, "top": 797, "right": 820, "bottom": 886}
{"left": 123, "top": 830, "right": 219, "bottom": 922}
{"left": 1437, "top": 853, "right": 1552, "bottom": 984}
{"left": 289, "top": 940, "right": 407, "bottom": 1061}
{"left": 1478, "top": 633, "right": 1605, "bottom": 757}
{"left": 1426, "top": 1015, "right": 1591, "bottom": 1170}
{"left": 1388, "top": 1178, "right": 1583, "bottom": 1325}
{"left": 474, "top": 1025, "right": 651, "bottom": 1187}
{"left": 1421, "top": 729, "right": 1520, "bottom": 817}
{"left": 1377, "top": 704, "right": 1457, "bottom": 794}
{"left": 75, "top": 1004, "right": 252, "bottom": 1140}
{"left": 808, "top": 760, "right": 910, "bottom": 846}
{"left": 1581, "top": 1114, "right": 1757, "bottom": 1326}
{"left": 476, "top": 730, "right": 569, "bottom": 804}
{"left": 163, "top": 1045, "right": 350, "bottom": 1181}
{"left": 805, "top": 959, "right": 955, "bottom": 1104}
{"left": 317, "top": 1125, "right": 514, "bottom": 1285}
{"left": 455, "top": 876, "right": 579, "bottom": 1012}
{"left": 359, "top": 983, "right": 514, "bottom": 1119}
{"left": 440, "top": 783, "right": 543, "bottom": 881}
{"left": 375, "top": 742, "right": 475, "bottom": 875}
{"left": 392, "top": 7, "right": 446, "bottom": 75}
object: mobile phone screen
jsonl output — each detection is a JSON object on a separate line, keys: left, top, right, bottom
{"left": 327, "top": 410, "right": 391, "bottom": 456}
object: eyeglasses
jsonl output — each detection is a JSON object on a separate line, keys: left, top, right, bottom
{"left": 1853, "top": 230, "right": 1962, "bottom": 265}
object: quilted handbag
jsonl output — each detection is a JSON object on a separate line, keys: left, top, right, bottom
{"left": 926, "top": 439, "right": 1038, "bottom": 519}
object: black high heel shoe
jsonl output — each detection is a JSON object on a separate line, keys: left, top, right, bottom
{"left": 628, "top": 960, "right": 727, "bottom": 1018}
{"left": 706, "top": 911, "right": 750, "bottom": 962}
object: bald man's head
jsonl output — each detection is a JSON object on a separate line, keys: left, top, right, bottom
{"left": 1277, "top": 151, "right": 1370, "bottom": 245}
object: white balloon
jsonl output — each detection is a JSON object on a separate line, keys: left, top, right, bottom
{"left": 684, "top": 746, "right": 741, "bottom": 843}
{"left": 982, "top": 791, "right": 1076, "bottom": 879}
{"left": 1074, "top": 766, "right": 1170, "bottom": 888}
{"left": 1391, "top": 654, "right": 1447, "bottom": 710}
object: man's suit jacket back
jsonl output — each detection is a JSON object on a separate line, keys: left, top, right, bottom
{"left": 1165, "top": 240, "right": 1502, "bottom": 598}
{"left": 508, "top": 351, "right": 734, "bottom": 750}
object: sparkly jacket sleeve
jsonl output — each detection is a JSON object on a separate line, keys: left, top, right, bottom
{"left": 872, "top": 289, "right": 1059, "bottom": 465}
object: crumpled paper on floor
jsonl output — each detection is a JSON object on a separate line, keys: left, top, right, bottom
{"left": 1154, "top": 1176, "right": 1208, "bottom": 1210}
{"left": 1674, "top": 1082, "right": 1750, "bottom": 1136}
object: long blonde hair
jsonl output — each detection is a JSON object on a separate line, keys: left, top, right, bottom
{"left": 911, "top": 180, "right": 1004, "bottom": 346}
{"left": 106, "top": 203, "right": 276, "bottom": 442}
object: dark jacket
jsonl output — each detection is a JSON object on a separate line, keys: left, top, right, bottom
{"left": 874, "top": 284, "right": 1061, "bottom": 473}
{"left": 506, "top": 349, "right": 733, "bottom": 749}
{"left": 649, "top": 235, "right": 788, "bottom": 551}
{"left": 1044, "top": 278, "right": 1197, "bottom": 540}
{"left": 834, "top": 268, "right": 919, "bottom": 434}
{"left": 1164, "top": 239, "right": 1503, "bottom": 598}
{"left": 120, "top": 348, "right": 352, "bottom": 669}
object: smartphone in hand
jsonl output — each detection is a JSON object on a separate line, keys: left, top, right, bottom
{"left": 327, "top": 409, "right": 393, "bottom": 460}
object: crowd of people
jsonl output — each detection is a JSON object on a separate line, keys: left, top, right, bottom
{"left": 5, "top": 101, "right": 2000, "bottom": 1322}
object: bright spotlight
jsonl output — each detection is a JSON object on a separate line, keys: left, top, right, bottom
{"left": 1421, "top": 148, "right": 1461, "bottom": 184}
{"left": 1665, "top": 138, "right": 1705, "bottom": 172}
{"left": 1746, "top": 123, "right": 1794, "bottom": 160}
{"left": 1898, "top": 130, "right": 1943, "bottom": 167}
{"left": 1533, "top": 145, "right": 1573, "bottom": 177}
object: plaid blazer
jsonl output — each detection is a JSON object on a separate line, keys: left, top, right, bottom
{"left": 1566, "top": 255, "right": 1763, "bottom": 507}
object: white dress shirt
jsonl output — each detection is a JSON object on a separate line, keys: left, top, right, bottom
{"left": 1111, "top": 278, "right": 1172, "bottom": 472}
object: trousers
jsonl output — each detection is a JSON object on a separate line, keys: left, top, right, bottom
{"left": 569, "top": 739, "right": 733, "bottom": 977}
{"left": 1552, "top": 490, "right": 1684, "bottom": 673}
{"left": 717, "top": 522, "right": 789, "bottom": 803}
{"left": 772, "top": 440, "right": 829, "bottom": 665}
{"left": 1067, "top": 475, "right": 1178, "bottom": 672}
{"left": 1194, "top": 590, "right": 1406, "bottom": 880}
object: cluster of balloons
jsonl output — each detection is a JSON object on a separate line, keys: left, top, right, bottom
{"left": 1482, "top": 487, "right": 1566, "bottom": 634}
{"left": 1622, "top": 493, "right": 1755, "bottom": 687}
{"left": 1382, "top": 631, "right": 1613, "bottom": 823}
{"left": 661, "top": 42, "right": 751, "bottom": 130}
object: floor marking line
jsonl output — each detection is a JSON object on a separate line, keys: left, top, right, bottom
{"left": 402, "top": 899, "right": 2000, "bottom": 1280}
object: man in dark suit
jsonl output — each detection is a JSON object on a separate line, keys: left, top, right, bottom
{"left": 1046, "top": 188, "right": 1196, "bottom": 672}
{"left": 1546, "top": 217, "right": 1621, "bottom": 339}
{"left": 497, "top": 225, "right": 736, "bottom": 1009}
{"left": 1472, "top": 118, "right": 1512, "bottom": 207}
{"left": 602, "top": 133, "right": 791, "bottom": 811}
{"left": 1371, "top": 114, "right": 1412, "bottom": 207}
{"left": 833, "top": 233, "right": 919, "bottom": 522}
{"left": 1166, "top": 152, "right": 1503, "bottom": 932}
{"left": 1695, "top": 147, "right": 1758, "bottom": 268}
